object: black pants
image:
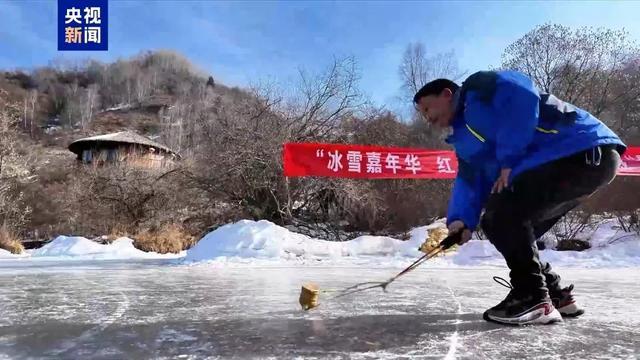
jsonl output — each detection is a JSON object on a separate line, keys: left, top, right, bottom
{"left": 481, "top": 145, "right": 621, "bottom": 298}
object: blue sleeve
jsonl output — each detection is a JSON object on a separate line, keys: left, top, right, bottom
{"left": 446, "top": 161, "right": 492, "bottom": 230}
{"left": 493, "top": 73, "right": 541, "bottom": 170}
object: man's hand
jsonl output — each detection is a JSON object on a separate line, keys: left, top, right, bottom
{"left": 448, "top": 220, "right": 472, "bottom": 245}
{"left": 492, "top": 168, "right": 512, "bottom": 194}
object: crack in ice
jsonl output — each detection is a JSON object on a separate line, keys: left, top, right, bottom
{"left": 49, "top": 277, "right": 130, "bottom": 356}
{"left": 444, "top": 280, "right": 463, "bottom": 360}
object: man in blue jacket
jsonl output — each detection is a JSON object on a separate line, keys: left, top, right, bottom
{"left": 413, "top": 70, "right": 625, "bottom": 325}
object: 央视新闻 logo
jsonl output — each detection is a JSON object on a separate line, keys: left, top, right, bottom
{"left": 58, "top": 0, "right": 108, "bottom": 51}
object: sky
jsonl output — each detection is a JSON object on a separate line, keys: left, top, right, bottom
{"left": 2, "top": 0, "right": 640, "bottom": 112}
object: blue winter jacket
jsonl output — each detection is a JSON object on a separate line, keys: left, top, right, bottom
{"left": 445, "top": 70, "right": 626, "bottom": 230}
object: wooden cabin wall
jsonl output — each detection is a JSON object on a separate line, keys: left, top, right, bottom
{"left": 79, "top": 145, "right": 175, "bottom": 169}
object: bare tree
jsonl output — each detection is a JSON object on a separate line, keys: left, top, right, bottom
{"left": 502, "top": 24, "right": 640, "bottom": 118}
{"left": 79, "top": 84, "right": 99, "bottom": 130}
{"left": 22, "top": 89, "right": 39, "bottom": 135}
{"left": 285, "top": 56, "right": 366, "bottom": 141}
{"left": 0, "top": 97, "right": 32, "bottom": 233}
{"left": 397, "top": 43, "right": 462, "bottom": 147}
{"left": 180, "top": 57, "right": 366, "bottom": 227}
{"left": 72, "top": 165, "right": 181, "bottom": 234}
{"left": 28, "top": 89, "right": 38, "bottom": 137}
{"left": 399, "top": 42, "right": 466, "bottom": 101}
{"left": 135, "top": 72, "right": 151, "bottom": 103}
{"left": 61, "top": 81, "right": 80, "bottom": 127}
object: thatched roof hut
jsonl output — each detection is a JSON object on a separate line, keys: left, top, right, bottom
{"left": 68, "top": 131, "right": 179, "bottom": 168}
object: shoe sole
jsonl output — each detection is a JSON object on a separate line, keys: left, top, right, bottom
{"left": 484, "top": 302, "right": 563, "bottom": 326}
{"left": 557, "top": 302, "right": 585, "bottom": 318}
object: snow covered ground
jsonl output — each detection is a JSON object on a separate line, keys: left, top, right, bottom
{"left": 183, "top": 219, "right": 640, "bottom": 268}
{"left": 0, "top": 236, "right": 184, "bottom": 261}
{"left": 2, "top": 218, "right": 639, "bottom": 269}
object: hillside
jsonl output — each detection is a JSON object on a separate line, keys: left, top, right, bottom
{"left": 2, "top": 50, "right": 419, "bottom": 250}
{"left": 0, "top": 51, "right": 268, "bottom": 246}
{"left": 0, "top": 51, "right": 249, "bottom": 151}
{"left": 0, "top": 46, "right": 638, "bottom": 255}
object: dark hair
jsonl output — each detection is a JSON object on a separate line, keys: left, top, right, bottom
{"left": 413, "top": 79, "right": 459, "bottom": 104}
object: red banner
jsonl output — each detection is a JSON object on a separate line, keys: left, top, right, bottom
{"left": 283, "top": 142, "right": 457, "bottom": 179}
{"left": 620, "top": 146, "right": 640, "bottom": 176}
{"left": 284, "top": 142, "right": 640, "bottom": 179}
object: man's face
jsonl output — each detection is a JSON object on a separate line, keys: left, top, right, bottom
{"left": 415, "top": 88, "right": 454, "bottom": 128}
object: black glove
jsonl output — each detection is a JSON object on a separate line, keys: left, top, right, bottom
{"left": 439, "top": 226, "right": 467, "bottom": 250}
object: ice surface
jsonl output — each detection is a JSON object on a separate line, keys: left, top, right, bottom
{"left": 0, "top": 219, "right": 639, "bottom": 358}
{"left": 0, "top": 263, "right": 638, "bottom": 359}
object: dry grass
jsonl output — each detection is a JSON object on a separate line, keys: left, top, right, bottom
{"left": 106, "top": 224, "right": 131, "bottom": 243}
{"left": 133, "top": 223, "right": 196, "bottom": 254}
{"left": 419, "top": 227, "right": 448, "bottom": 254}
{"left": 0, "top": 225, "right": 25, "bottom": 254}
{"left": 418, "top": 226, "right": 458, "bottom": 255}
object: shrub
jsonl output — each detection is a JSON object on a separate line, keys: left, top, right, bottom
{"left": 106, "top": 224, "right": 130, "bottom": 243}
{"left": 0, "top": 224, "right": 25, "bottom": 254}
{"left": 132, "top": 223, "right": 195, "bottom": 254}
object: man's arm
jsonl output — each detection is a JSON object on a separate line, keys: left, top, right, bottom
{"left": 446, "top": 159, "right": 492, "bottom": 231}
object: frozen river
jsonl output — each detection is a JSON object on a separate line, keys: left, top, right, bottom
{"left": 0, "top": 259, "right": 638, "bottom": 359}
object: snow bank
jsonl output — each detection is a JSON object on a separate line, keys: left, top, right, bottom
{"left": 28, "top": 236, "right": 184, "bottom": 260}
{"left": 184, "top": 220, "right": 441, "bottom": 263}
{"left": 184, "top": 219, "right": 478, "bottom": 265}
{"left": 428, "top": 220, "right": 640, "bottom": 268}
{"left": 185, "top": 220, "right": 450, "bottom": 262}
{"left": 4, "top": 218, "right": 638, "bottom": 267}
{"left": 32, "top": 236, "right": 109, "bottom": 257}
{"left": 540, "top": 240, "right": 640, "bottom": 267}
{"left": 0, "top": 248, "right": 28, "bottom": 259}
{"left": 185, "top": 219, "right": 640, "bottom": 268}
{"left": 538, "top": 218, "right": 640, "bottom": 267}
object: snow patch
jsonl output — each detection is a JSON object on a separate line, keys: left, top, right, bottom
{"left": 104, "top": 103, "right": 133, "bottom": 112}
{"left": 184, "top": 220, "right": 439, "bottom": 263}
{"left": 186, "top": 219, "right": 640, "bottom": 268}
{"left": 0, "top": 248, "right": 28, "bottom": 259}
{"left": 29, "top": 236, "right": 184, "bottom": 260}
{"left": 450, "top": 240, "right": 504, "bottom": 267}
{"left": 541, "top": 240, "right": 640, "bottom": 268}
